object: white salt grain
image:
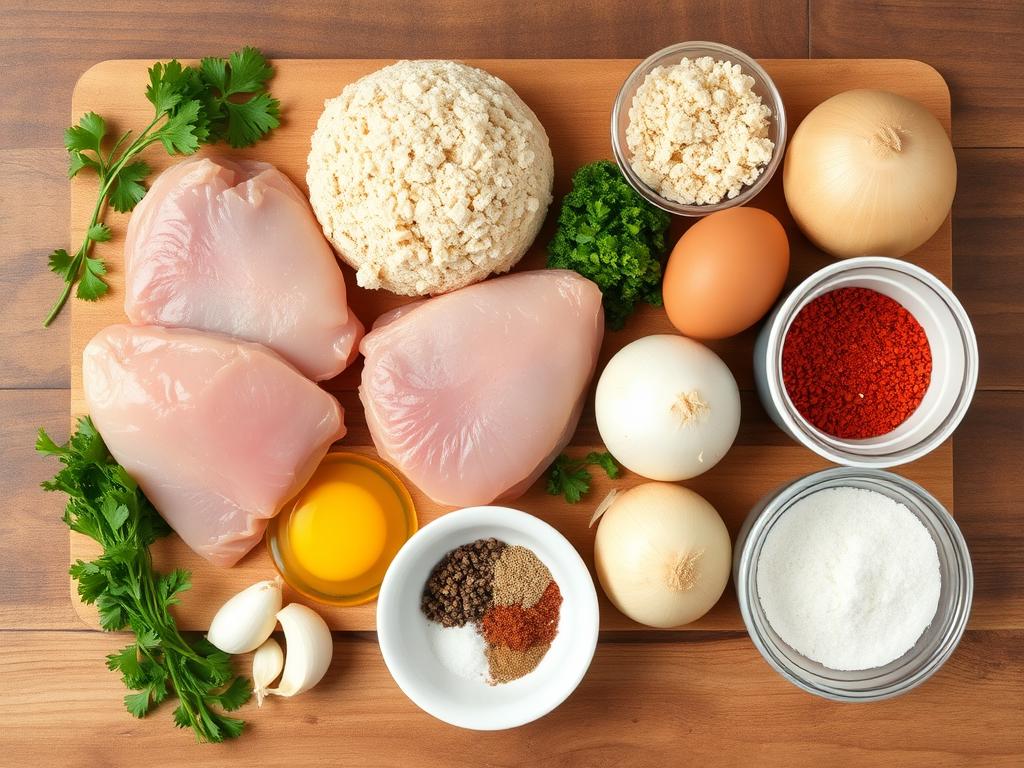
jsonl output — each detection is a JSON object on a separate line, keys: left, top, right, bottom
{"left": 756, "top": 486, "right": 941, "bottom": 671}
{"left": 426, "top": 621, "right": 489, "bottom": 682}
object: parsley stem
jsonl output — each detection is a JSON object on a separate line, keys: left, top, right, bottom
{"left": 133, "top": 557, "right": 205, "bottom": 663}
{"left": 106, "top": 130, "right": 133, "bottom": 168}
{"left": 165, "top": 653, "right": 203, "bottom": 738}
{"left": 42, "top": 194, "right": 103, "bottom": 327}
{"left": 46, "top": 49, "right": 279, "bottom": 330}
{"left": 43, "top": 276, "right": 76, "bottom": 328}
{"left": 42, "top": 113, "right": 165, "bottom": 327}
{"left": 103, "top": 112, "right": 164, "bottom": 183}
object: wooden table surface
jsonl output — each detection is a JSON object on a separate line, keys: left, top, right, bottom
{"left": 1, "top": 2, "right": 1021, "bottom": 766}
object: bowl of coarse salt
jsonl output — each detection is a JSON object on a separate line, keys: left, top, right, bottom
{"left": 734, "top": 467, "right": 973, "bottom": 701}
{"left": 377, "top": 506, "right": 599, "bottom": 730}
{"left": 611, "top": 41, "right": 786, "bottom": 216}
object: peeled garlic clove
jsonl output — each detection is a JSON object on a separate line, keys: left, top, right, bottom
{"left": 207, "top": 577, "right": 283, "bottom": 654}
{"left": 268, "top": 603, "right": 333, "bottom": 698}
{"left": 253, "top": 637, "right": 284, "bottom": 707}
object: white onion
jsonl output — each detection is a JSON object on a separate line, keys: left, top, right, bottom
{"left": 594, "top": 482, "right": 731, "bottom": 628}
{"left": 783, "top": 89, "right": 956, "bottom": 258}
{"left": 594, "top": 334, "right": 740, "bottom": 481}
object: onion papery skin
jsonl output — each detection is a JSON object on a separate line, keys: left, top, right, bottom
{"left": 783, "top": 89, "right": 956, "bottom": 259}
{"left": 594, "top": 482, "right": 731, "bottom": 628}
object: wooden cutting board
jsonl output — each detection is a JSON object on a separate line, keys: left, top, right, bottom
{"left": 69, "top": 58, "right": 953, "bottom": 631}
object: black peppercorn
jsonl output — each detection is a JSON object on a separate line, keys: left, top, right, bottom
{"left": 421, "top": 538, "right": 507, "bottom": 626}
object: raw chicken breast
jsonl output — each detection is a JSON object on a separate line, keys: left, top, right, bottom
{"left": 83, "top": 324, "right": 345, "bottom": 567}
{"left": 360, "top": 270, "right": 604, "bottom": 506}
{"left": 124, "top": 157, "right": 363, "bottom": 381}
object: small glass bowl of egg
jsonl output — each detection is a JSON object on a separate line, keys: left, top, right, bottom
{"left": 267, "top": 452, "right": 418, "bottom": 606}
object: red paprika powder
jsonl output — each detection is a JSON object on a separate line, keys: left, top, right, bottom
{"left": 781, "top": 287, "right": 932, "bottom": 439}
{"left": 481, "top": 581, "right": 562, "bottom": 651}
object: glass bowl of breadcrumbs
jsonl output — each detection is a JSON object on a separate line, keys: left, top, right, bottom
{"left": 612, "top": 41, "right": 787, "bottom": 216}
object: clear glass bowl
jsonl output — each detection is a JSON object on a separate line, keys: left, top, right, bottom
{"left": 266, "top": 452, "right": 418, "bottom": 607}
{"left": 611, "top": 41, "right": 787, "bottom": 217}
{"left": 734, "top": 467, "right": 973, "bottom": 701}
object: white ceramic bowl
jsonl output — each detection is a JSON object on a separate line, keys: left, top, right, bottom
{"left": 754, "top": 257, "right": 978, "bottom": 467}
{"left": 376, "top": 506, "right": 600, "bottom": 730}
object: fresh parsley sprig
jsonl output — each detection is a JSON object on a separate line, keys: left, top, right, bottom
{"left": 546, "top": 451, "right": 620, "bottom": 503}
{"left": 44, "top": 47, "right": 280, "bottom": 327}
{"left": 37, "top": 417, "right": 252, "bottom": 742}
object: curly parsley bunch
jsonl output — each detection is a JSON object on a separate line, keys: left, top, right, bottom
{"left": 547, "top": 160, "right": 671, "bottom": 330}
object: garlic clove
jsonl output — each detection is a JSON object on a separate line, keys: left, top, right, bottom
{"left": 267, "top": 603, "right": 333, "bottom": 698}
{"left": 206, "top": 577, "right": 283, "bottom": 654}
{"left": 252, "top": 637, "right": 284, "bottom": 707}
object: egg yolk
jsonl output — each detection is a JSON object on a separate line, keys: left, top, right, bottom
{"left": 288, "top": 480, "right": 388, "bottom": 582}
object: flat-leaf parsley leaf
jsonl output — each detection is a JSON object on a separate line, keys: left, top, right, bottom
{"left": 43, "top": 48, "right": 280, "bottom": 327}
{"left": 38, "top": 418, "right": 252, "bottom": 742}
{"left": 546, "top": 451, "right": 620, "bottom": 503}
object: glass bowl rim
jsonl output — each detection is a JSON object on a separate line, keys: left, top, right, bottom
{"left": 734, "top": 466, "right": 974, "bottom": 701}
{"left": 266, "top": 450, "right": 418, "bottom": 607}
{"left": 610, "top": 40, "right": 788, "bottom": 217}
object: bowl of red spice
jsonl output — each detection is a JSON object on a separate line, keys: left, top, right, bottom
{"left": 376, "top": 506, "right": 599, "bottom": 730}
{"left": 754, "top": 257, "right": 977, "bottom": 467}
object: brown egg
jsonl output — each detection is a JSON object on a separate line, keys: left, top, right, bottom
{"left": 663, "top": 207, "right": 790, "bottom": 339}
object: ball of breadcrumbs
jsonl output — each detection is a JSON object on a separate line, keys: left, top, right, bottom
{"left": 307, "top": 60, "right": 554, "bottom": 296}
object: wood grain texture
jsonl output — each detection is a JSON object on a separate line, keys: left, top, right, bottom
{"left": 953, "top": 148, "right": 1024, "bottom": 389}
{"left": 810, "top": 0, "right": 1024, "bottom": 146}
{"left": 1, "top": 629, "right": 1021, "bottom": 767}
{"left": 954, "top": 392, "right": 1024, "bottom": 629}
{"left": 0, "top": 149, "right": 70, "bottom": 388}
{"left": 0, "top": 390, "right": 79, "bottom": 629}
{"left": 1, "top": 2, "right": 1022, "bottom": 764}
{"left": 66, "top": 58, "right": 952, "bottom": 631}
{"left": 0, "top": 0, "right": 809, "bottom": 148}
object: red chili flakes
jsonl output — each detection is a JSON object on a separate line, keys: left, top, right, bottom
{"left": 781, "top": 286, "right": 932, "bottom": 440}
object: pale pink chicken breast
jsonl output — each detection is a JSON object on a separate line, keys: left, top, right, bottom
{"left": 359, "top": 270, "right": 605, "bottom": 506}
{"left": 124, "top": 157, "right": 363, "bottom": 381}
{"left": 83, "top": 324, "right": 345, "bottom": 567}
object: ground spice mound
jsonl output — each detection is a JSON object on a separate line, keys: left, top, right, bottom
{"left": 492, "top": 545, "right": 552, "bottom": 608}
{"left": 481, "top": 581, "right": 562, "bottom": 651}
{"left": 422, "top": 539, "right": 562, "bottom": 685}
{"left": 486, "top": 643, "right": 551, "bottom": 685}
{"left": 781, "top": 287, "right": 932, "bottom": 439}
{"left": 421, "top": 538, "right": 507, "bottom": 627}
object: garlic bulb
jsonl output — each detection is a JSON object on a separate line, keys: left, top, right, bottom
{"left": 206, "top": 577, "right": 283, "bottom": 654}
{"left": 253, "top": 637, "right": 284, "bottom": 707}
{"left": 267, "top": 603, "right": 333, "bottom": 698}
